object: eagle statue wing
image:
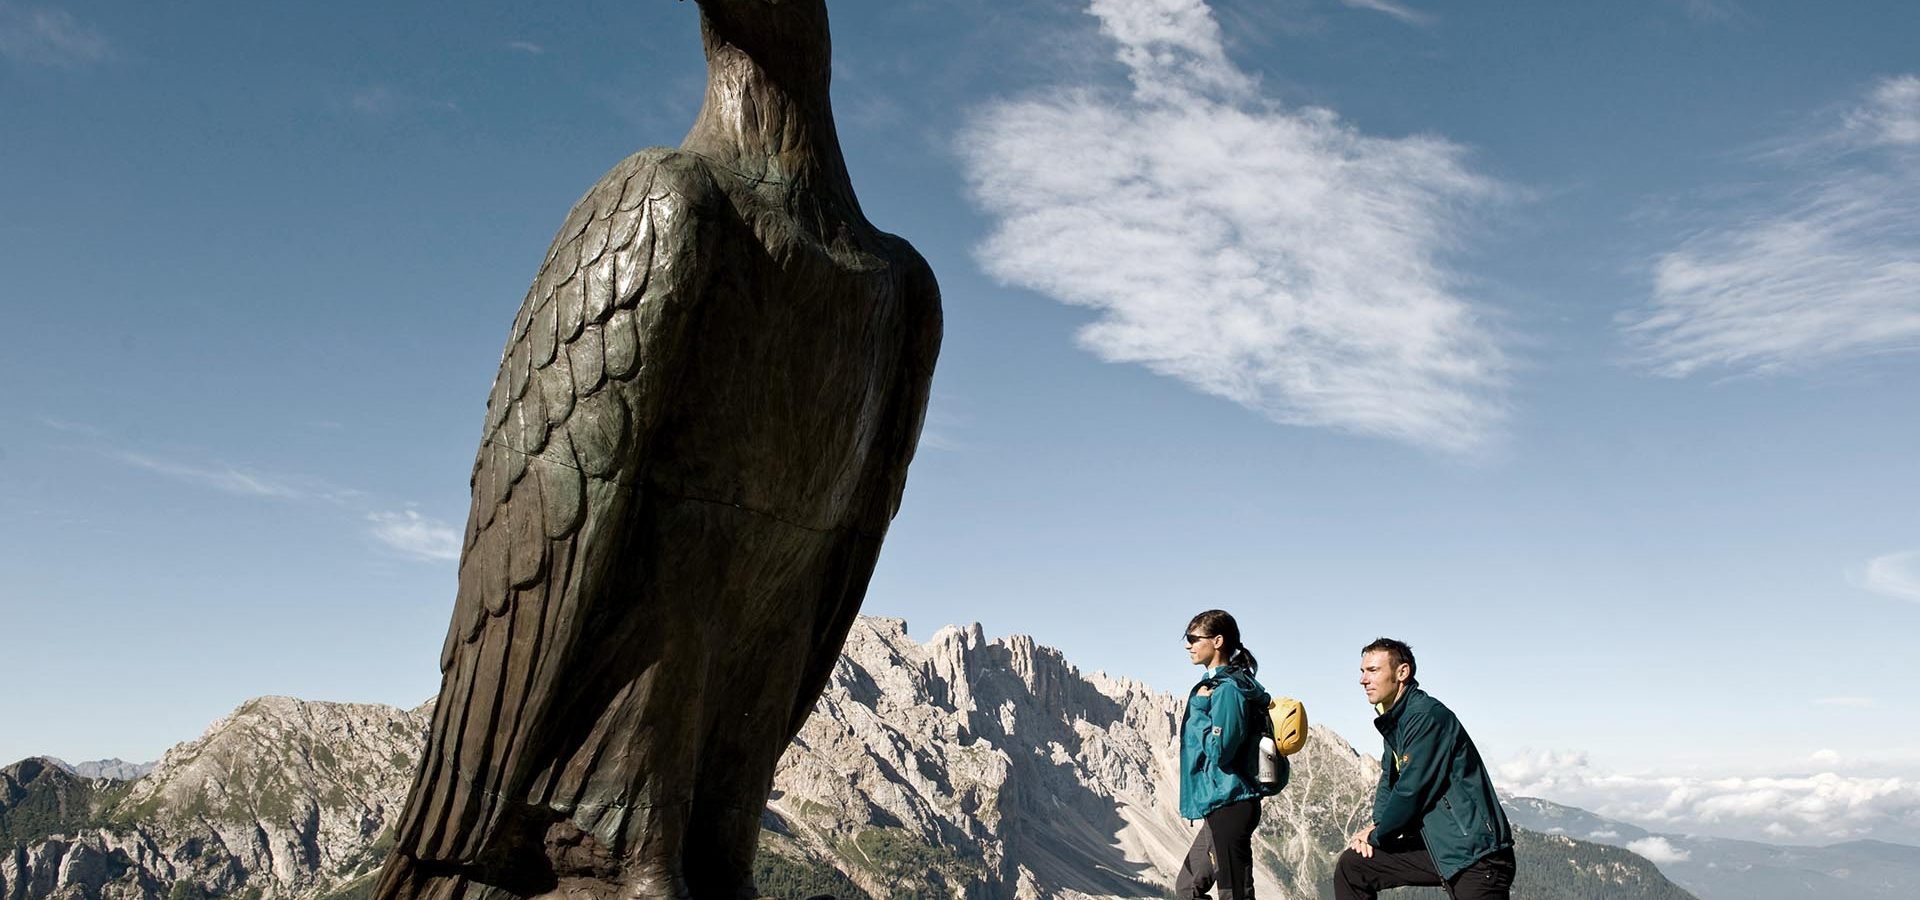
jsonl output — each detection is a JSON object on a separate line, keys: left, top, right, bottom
{"left": 784, "top": 241, "right": 941, "bottom": 737}
{"left": 391, "top": 150, "right": 719, "bottom": 867}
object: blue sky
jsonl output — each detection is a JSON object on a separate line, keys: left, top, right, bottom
{"left": 4, "top": 0, "right": 1920, "bottom": 845}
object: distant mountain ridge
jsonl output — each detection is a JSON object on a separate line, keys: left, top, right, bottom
{"left": 45, "top": 763, "right": 154, "bottom": 783}
{"left": 1504, "top": 796, "right": 1920, "bottom": 900}
{"left": 3, "top": 617, "right": 1691, "bottom": 900}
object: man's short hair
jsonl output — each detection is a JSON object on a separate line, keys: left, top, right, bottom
{"left": 1362, "top": 637, "right": 1416, "bottom": 683}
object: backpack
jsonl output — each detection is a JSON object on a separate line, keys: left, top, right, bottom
{"left": 1211, "top": 669, "right": 1307, "bottom": 795}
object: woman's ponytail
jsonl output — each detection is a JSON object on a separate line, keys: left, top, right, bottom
{"left": 1229, "top": 644, "right": 1259, "bottom": 675}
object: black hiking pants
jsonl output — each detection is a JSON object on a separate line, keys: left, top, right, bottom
{"left": 1176, "top": 798, "right": 1261, "bottom": 900}
{"left": 1333, "top": 839, "right": 1515, "bottom": 900}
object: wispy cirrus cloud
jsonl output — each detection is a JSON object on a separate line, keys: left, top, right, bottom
{"left": 916, "top": 393, "right": 971, "bottom": 453}
{"left": 367, "top": 510, "right": 462, "bottom": 562}
{"left": 959, "top": 0, "right": 1508, "bottom": 453}
{"left": 1846, "top": 76, "right": 1920, "bottom": 148}
{"left": 1500, "top": 749, "right": 1920, "bottom": 844}
{"left": 1339, "top": 0, "right": 1434, "bottom": 27}
{"left": 0, "top": 2, "right": 110, "bottom": 68}
{"left": 507, "top": 40, "right": 544, "bottom": 55}
{"left": 117, "top": 451, "right": 332, "bottom": 502}
{"left": 110, "top": 447, "right": 459, "bottom": 565}
{"left": 39, "top": 416, "right": 109, "bottom": 438}
{"left": 1625, "top": 75, "right": 1920, "bottom": 378}
{"left": 1854, "top": 548, "right": 1920, "bottom": 602}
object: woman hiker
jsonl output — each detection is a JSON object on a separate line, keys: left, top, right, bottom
{"left": 1176, "top": 609, "right": 1281, "bottom": 900}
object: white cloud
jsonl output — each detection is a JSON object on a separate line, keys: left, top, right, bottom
{"left": 118, "top": 452, "right": 314, "bottom": 501}
{"left": 1858, "top": 549, "right": 1920, "bottom": 602}
{"left": 917, "top": 393, "right": 971, "bottom": 453}
{"left": 507, "top": 40, "right": 544, "bottom": 55}
{"left": 1626, "top": 836, "right": 1691, "bottom": 864}
{"left": 1846, "top": 75, "right": 1920, "bottom": 148}
{"left": 1626, "top": 75, "right": 1920, "bottom": 377}
{"left": 1498, "top": 748, "right": 1590, "bottom": 794}
{"left": 38, "top": 416, "right": 108, "bottom": 437}
{"left": 1339, "top": 0, "right": 1434, "bottom": 27}
{"left": 1812, "top": 749, "right": 1845, "bottom": 765}
{"left": 0, "top": 3, "right": 109, "bottom": 68}
{"left": 109, "top": 444, "right": 370, "bottom": 506}
{"left": 1499, "top": 749, "right": 1920, "bottom": 844}
{"left": 113, "top": 448, "right": 460, "bottom": 563}
{"left": 959, "top": 0, "right": 1507, "bottom": 453}
{"left": 367, "top": 510, "right": 462, "bottom": 562}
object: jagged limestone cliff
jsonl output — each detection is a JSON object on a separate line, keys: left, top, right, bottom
{"left": 2, "top": 619, "right": 1690, "bottom": 900}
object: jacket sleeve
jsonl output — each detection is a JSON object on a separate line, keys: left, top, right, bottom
{"left": 1205, "top": 680, "right": 1251, "bottom": 774}
{"left": 1373, "top": 750, "right": 1392, "bottom": 815}
{"left": 1369, "top": 711, "right": 1448, "bottom": 843}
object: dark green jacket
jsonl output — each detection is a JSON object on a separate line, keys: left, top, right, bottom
{"left": 1368, "top": 686, "right": 1512, "bottom": 880}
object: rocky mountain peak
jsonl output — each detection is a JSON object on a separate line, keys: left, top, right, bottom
{"left": 1, "top": 756, "right": 99, "bottom": 843}
{"left": 120, "top": 695, "right": 426, "bottom": 828}
{"left": 3, "top": 758, "right": 71, "bottom": 792}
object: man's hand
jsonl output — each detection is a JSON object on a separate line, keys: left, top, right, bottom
{"left": 1346, "top": 823, "right": 1376, "bottom": 858}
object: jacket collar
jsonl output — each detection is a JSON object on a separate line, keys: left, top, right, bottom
{"left": 1191, "top": 663, "right": 1247, "bottom": 695}
{"left": 1373, "top": 684, "right": 1424, "bottom": 734}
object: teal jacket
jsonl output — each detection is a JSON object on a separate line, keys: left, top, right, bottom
{"left": 1178, "top": 665, "right": 1278, "bottom": 820}
{"left": 1368, "top": 686, "right": 1513, "bottom": 880}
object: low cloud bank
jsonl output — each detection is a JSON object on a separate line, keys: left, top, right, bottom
{"left": 1501, "top": 749, "right": 1920, "bottom": 845}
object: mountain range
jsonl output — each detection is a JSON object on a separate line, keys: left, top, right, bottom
{"left": 3, "top": 617, "right": 1691, "bottom": 900}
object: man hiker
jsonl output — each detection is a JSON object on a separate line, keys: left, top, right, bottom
{"left": 1334, "top": 638, "right": 1516, "bottom": 900}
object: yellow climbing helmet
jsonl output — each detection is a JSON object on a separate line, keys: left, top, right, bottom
{"left": 1268, "top": 696, "right": 1309, "bottom": 755}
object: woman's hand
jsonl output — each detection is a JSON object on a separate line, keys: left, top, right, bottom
{"left": 1196, "top": 685, "right": 1213, "bottom": 697}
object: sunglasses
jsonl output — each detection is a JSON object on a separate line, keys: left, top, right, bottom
{"left": 1183, "top": 632, "right": 1213, "bottom": 645}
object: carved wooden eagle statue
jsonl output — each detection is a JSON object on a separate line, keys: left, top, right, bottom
{"left": 370, "top": 2, "right": 941, "bottom": 899}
